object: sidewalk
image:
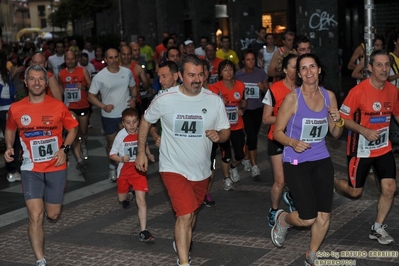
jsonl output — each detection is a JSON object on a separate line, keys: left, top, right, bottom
{"left": 0, "top": 106, "right": 398, "bottom": 265}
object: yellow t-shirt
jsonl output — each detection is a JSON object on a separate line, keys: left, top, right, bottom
{"left": 6, "top": 61, "right": 13, "bottom": 71}
{"left": 216, "top": 49, "right": 239, "bottom": 65}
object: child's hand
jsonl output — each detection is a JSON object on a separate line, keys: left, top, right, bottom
{"left": 121, "top": 155, "right": 130, "bottom": 163}
{"left": 147, "top": 153, "right": 155, "bottom": 162}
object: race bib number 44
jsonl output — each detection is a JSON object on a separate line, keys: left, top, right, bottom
{"left": 30, "top": 137, "right": 58, "bottom": 162}
{"left": 173, "top": 114, "right": 204, "bottom": 138}
{"left": 300, "top": 117, "right": 328, "bottom": 143}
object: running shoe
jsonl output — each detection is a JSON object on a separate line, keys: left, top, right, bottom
{"left": 251, "top": 165, "right": 261, "bottom": 177}
{"left": 109, "top": 169, "right": 117, "bottom": 182}
{"left": 139, "top": 229, "right": 154, "bottom": 242}
{"left": 7, "top": 172, "right": 21, "bottom": 183}
{"left": 304, "top": 251, "right": 316, "bottom": 266}
{"left": 283, "top": 191, "right": 297, "bottom": 212}
{"left": 271, "top": 209, "right": 290, "bottom": 247}
{"left": 122, "top": 192, "right": 133, "bottom": 209}
{"left": 242, "top": 159, "right": 251, "bottom": 172}
{"left": 204, "top": 199, "right": 216, "bottom": 207}
{"left": 81, "top": 146, "right": 88, "bottom": 160}
{"left": 76, "top": 161, "right": 85, "bottom": 171}
{"left": 173, "top": 240, "right": 192, "bottom": 265}
{"left": 223, "top": 178, "right": 234, "bottom": 191}
{"left": 36, "top": 257, "right": 47, "bottom": 266}
{"left": 369, "top": 224, "right": 394, "bottom": 244}
{"left": 267, "top": 208, "right": 277, "bottom": 228}
{"left": 230, "top": 167, "right": 240, "bottom": 182}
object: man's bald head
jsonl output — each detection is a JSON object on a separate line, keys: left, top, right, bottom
{"left": 129, "top": 42, "right": 140, "bottom": 60}
{"left": 30, "top": 53, "right": 46, "bottom": 67}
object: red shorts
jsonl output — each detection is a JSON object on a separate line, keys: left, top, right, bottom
{"left": 161, "top": 172, "right": 209, "bottom": 217}
{"left": 117, "top": 172, "right": 149, "bottom": 193}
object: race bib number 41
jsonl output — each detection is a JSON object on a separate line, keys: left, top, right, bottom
{"left": 300, "top": 117, "right": 328, "bottom": 143}
{"left": 173, "top": 114, "right": 204, "bottom": 138}
{"left": 30, "top": 137, "right": 58, "bottom": 162}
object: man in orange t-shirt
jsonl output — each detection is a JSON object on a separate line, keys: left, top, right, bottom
{"left": 336, "top": 50, "right": 399, "bottom": 245}
{"left": 5, "top": 65, "right": 78, "bottom": 266}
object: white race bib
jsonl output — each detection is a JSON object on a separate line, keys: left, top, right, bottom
{"left": 64, "top": 83, "right": 81, "bottom": 103}
{"left": 173, "top": 114, "right": 204, "bottom": 138}
{"left": 244, "top": 82, "right": 260, "bottom": 99}
{"left": 300, "top": 117, "right": 328, "bottom": 143}
{"left": 226, "top": 106, "right": 238, "bottom": 124}
{"left": 359, "top": 126, "right": 389, "bottom": 150}
{"left": 123, "top": 141, "right": 137, "bottom": 161}
{"left": 30, "top": 137, "right": 58, "bottom": 162}
{"left": 209, "top": 74, "right": 218, "bottom": 85}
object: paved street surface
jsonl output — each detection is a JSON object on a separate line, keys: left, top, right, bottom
{"left": 0, "top": 106, "right": 398, "bottom": 266}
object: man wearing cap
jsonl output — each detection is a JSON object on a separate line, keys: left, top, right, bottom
{"left": 184, "top": 40, "right": 196, "bottom": 55}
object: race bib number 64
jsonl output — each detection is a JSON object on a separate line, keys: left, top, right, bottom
{"left": 30, "top": 137, "right": 58, "bottom": 162}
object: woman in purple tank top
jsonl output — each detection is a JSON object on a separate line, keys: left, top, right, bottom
{"left": 270, "top": 54, "right": 344, "bottom": 266}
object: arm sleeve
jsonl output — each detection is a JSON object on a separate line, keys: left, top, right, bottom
{"left": 215, "top": 97, "right": 230, "bottom": 131}
{"left": 62, "top": 106, "right": 79, "bottom": 130}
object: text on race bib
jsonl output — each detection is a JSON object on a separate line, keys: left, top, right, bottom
{"left": 225, "top": 106, "right": 238, "bottom": 124}
{"left": 64, "top": 84, "right": 81, "bottom": 103}
{"left": 30, "top": 137, "right": 59, "bottom": 162}
{"left": 244, "top": 83, "right": 260, "bottom": 99}
{"left": 300, "top": 118, "right": 328, "bottom": 143}
{"left": 173, "top": 114, "right": 204, "bottom": 138}
{"left": 123, "top": 141, "right": 137, "bottom": 161}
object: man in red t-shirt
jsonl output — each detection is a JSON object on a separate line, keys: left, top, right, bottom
{"left": 4, "top": 65, "right": 78, "bottom": 266}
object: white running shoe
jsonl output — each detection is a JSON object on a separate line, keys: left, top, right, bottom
{"left": 242, "top": 159, "right": 251, "bottom": 172}
{"left": 7, "top": 172, "right": 21, "bottom": 183}
{"left": 223, "top": 178, "right": 234, "bottom": 191}
{"left": 109, "top": 169, "right": 117, "bottom": 182}
{"left": 369, "top": 224, "right": 394, "bottom": 244}
{"left": 81, "top": 146, "right": 88, "bottom": 160}
{"left": 251, "top": 165, "right": 261, "bottom": 177}
{"left": 229, "top": 167, "right": 240, "bottom": 182}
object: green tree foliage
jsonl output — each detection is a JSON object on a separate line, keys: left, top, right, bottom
{"left": 51, "top": 0, "right": 114, "bottom": 39}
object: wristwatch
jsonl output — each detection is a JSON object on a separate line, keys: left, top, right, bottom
{"left": 60, "top": 144, "right": 71, "bottom": 154}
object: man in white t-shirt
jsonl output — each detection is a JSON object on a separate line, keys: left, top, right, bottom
{"left": 88, "top": 48, "right": 137, "bottom": 182}
{"left": 194, "top": 36, "right": 208, "bottom": 57}
{"left": 82, "top": 40, "right": 95, "bottom": 62}
{"left": 47, "top": 40, "right": 65, "bottom": 78}
{"left": 135, "top": 55, "right": 230, "bottom": 266}
{"left": 78, "top": 52, "right": 96, "bottom": 77}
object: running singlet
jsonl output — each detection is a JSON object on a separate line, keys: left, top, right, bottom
{"left": 59, "top": 66, "right": 89, "bottom": 109}
{"left": 340, "top": 79, "right": 399, "bottom": 158}
{"left": 210, "top": 80, "right": 245, "bottom": 131}
{"left": 389, "top": 52, "right": 399, "bottom": 88}
{"left": 128, "top": 62, "right": 141, "bottom": 103}
{"left": 283, "top": 87, "right": 331, "bottom": 164}
{"left": 110, "top": 128, "right": 145, "bottom": 179}
{"left": 6, "top": 96, "right": 78, "bottom": 172}
{"left": 262, "top": 80, "right": 293, "bottom": 140}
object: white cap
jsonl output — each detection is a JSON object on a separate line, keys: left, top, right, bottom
{"left": 184, "top": 40, "right": 194, "bottom": 46}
